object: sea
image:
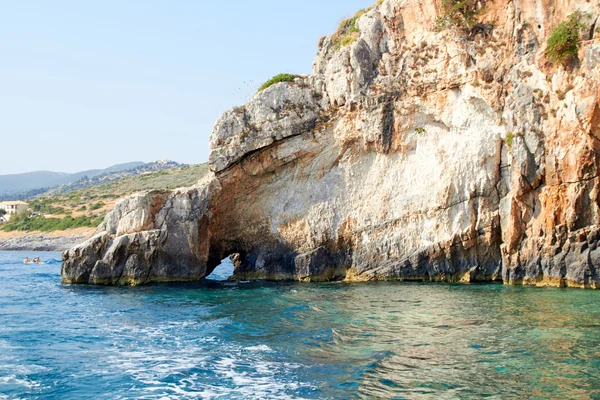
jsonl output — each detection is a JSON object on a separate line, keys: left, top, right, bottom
{"left": 1, "top": 251, "right": 600, "bottom": 399}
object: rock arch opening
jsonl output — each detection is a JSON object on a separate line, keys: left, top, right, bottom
{"left": 205, "top": 255, "right": 237, "bottom": 281}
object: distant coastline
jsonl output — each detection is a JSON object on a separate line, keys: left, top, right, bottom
{"left": 0, "top": 164, "right": 209, "bottom": 252}
{"left": 0, "top": 228, "right": 94, "bottom": 252}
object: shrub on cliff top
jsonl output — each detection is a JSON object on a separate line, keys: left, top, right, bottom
{"left": 257, "top": 74, "right": 298, "bottom": 92}
{"left": 331, "top": 0, "right": 384, "bottom": 50}
{"left": 545, "top": 12, "right": 587, "bottom": 65}
{"left": 332, "top": 10, "right": 364, "bottom": 50}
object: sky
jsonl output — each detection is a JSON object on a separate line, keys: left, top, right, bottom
{"left": 0, "top": 0, "right": 374, "bottom": 175}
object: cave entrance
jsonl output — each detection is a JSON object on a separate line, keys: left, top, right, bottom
{"left": 205, "top": 255, "right": 236, "bottom": 281}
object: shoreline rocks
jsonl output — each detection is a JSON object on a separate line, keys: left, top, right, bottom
{"left": 0, "top": 233, "right": 88, "bottom": 252}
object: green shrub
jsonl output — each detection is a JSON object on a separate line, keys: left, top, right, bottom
{"left": 331, "top": 0, "right": 383, "bottom": 50}
{"left": 506, "top": 132, "right": 525, "bottom": 150}
{"left": 545, "top": 12, "right": 587, "bottom": 64}
{"left": 28, "top": 198, "right": 65, "bottom": 215}
{"left": 257, "top": 74, "right": 298, "bottom": 92}
{"left": 91, "top": 216, "right": 105, "bottom": 227}
{"left": 89, "top": 201, "right": 105, "bottom": 211}
{"left": 506, "top": 132, "right": 514, "bottom": 149}
{"left": 435, "top": 0, "right": 481, "bottom": 32}
{"left": 333, "top": 13, "right": 362, "bottom": 49}
{"left": 8, "top": 210, "right": 29, "bottom": 224}
{"left": 1, "top": 214, "right": 103, "bottom": 232}
{"left": 332, "top": 8, "right": 369, "bottom": 50}
{"left": 338, "top": 35, "right": 358, "bottom": 48}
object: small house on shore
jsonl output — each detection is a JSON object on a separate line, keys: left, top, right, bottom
{"left": 0, "top": 201, "right": 28, "bottom": 222}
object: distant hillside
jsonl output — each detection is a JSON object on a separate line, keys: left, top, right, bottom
{"left": 0, "top": 161, "right": 187, "bottom": 200}
{"left": 1, "top": 163, "right": 209, "bottom": 233}
{"left": 42, "top": 160, "right": 184, "bottom": 197}
{"left": 52, "top": 161, "right": 146, "bottom": 187}
{"left": 0, "top": 171, "right": 70, "bottom": 195}
{"left": 0, "top": 161, "right": 146, "bottom": 198}
{"left": 70, "top": 163, "right": 210, "bottom": 199}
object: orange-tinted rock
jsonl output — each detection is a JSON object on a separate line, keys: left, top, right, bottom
{"left": 63, "top": 0, "right": 600, "bottom": 288}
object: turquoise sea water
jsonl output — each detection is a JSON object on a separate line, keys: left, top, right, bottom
{"left": 1, "top": 251, "right": 600, "bottom": 399}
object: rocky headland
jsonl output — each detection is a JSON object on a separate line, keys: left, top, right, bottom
{"left": 63, "top": 0, "right": 600, "bottom": 288}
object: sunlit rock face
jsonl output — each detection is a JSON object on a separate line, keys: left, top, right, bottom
{"left": 62, "top": 177, "right": 221, "bottom": 285}
{"left": 63, "top": 0, "right": 600, "bottom": 287}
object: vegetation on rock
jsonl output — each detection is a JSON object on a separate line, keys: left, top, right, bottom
{"left": 505, "top": 132, "right": 514, "bottom": 149}
{"left": 545, "top": 12, "right": 588, "bottom": 65}
{"left": 2, "top": 164, "right": 209, "bottom": 233}
{"left": 332, "top": 0, "right": 384, "bottom": 50}
{"left": 29, "top": 199, "right": 67, "bottom": 215}
{"left": 258, "top": 74, "right": 298, "bottom": 92}
{"left": 332, "top": 12, "right": 362, "bottom": 49}
{"left": 1, "top": 212, "right": 104, "bottom": 233}
{"left": 505, "top": 132, "right": 525, "bottom": 150}
{"left": 435, "top": 0, "right": 488, "bottom": 35}
{"left": 89, "top": 201, "right": 105, "bottom": 211}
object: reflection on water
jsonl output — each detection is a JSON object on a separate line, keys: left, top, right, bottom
{"left": 1, "top": 251, "right": 600, "bottom": 399}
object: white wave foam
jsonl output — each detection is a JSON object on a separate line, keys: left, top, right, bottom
{"left": 0, "top": 375, "right": 43, "bottom": 390}
{"left": 93, "top": 319, "right": 314, "bottom": 400}
{"left": 244, "top": 345, "right": 273, "bottom": 352}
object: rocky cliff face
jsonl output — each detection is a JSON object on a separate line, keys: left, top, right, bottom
{"left": 63, "top": 0, "right": 600, "bottom": 288}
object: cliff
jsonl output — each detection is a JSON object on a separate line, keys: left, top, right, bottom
{"left": 63, "top": 0, "right": 600, "bottom": 288}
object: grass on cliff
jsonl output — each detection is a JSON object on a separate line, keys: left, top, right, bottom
{"left": 505, "top": 132, "right": 524, "bottom": 150}
{"left": 332, "top": 12, "right": 362, "bottom": 49}
{"left": 257, "top": 74, "right": 298, "bottom": 92}
{"left": 1, "top": 164, "right": 209, "bottom": 233}
{"left": 545, "top": 12, "right": 588, "bottom": 65}
{"left": 505, "top": 132, "right": 515, "bottom": 149}
{"left": 435, "top": 0, "right": 485, "bottom": 34}
{"left": 331, "top": 0, "right": 384, "bottom": 50}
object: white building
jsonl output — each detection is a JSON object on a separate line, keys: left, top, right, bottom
{"left": 0, "top": 201, "right": 28, "bottom": 221}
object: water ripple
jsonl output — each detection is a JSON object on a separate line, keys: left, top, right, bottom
{"left": 1, "top": 252, "right": 600, "bottom": 398}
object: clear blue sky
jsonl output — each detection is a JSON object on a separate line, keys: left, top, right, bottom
{"left": 0, "top": 0, "right": 373, "bottom": 175}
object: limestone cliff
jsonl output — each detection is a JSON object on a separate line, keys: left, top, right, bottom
{"left": 63, "top": 0, "right": 600, "bottom": 288}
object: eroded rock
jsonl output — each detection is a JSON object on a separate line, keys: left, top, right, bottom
{"left": 63, "top": 0, "right": 600, "bottom": 288}
{"left": 62, "top": 175, "right": 221, "bottom": 285}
